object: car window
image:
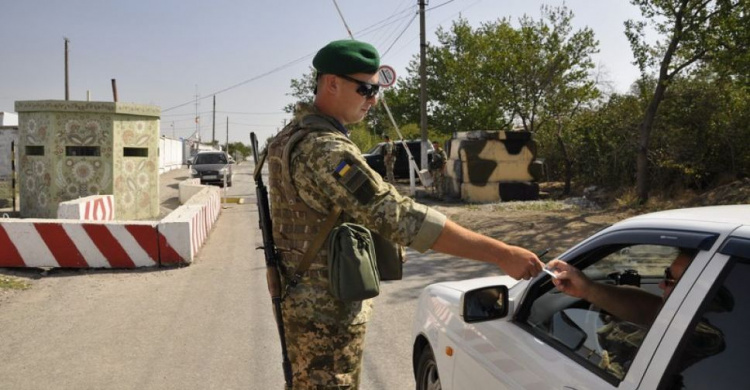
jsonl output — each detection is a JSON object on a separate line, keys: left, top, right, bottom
{"left": 523, "top": 244, "right": 681, "bottom": 385}
{"left": 659, "top": 256, "right": 749, "bottom": 390}
{"left": 195, "top": 153, "right": 226, "bottom": 165}
{"left": 366, "top": 144, "right": 382, "bottom": 155}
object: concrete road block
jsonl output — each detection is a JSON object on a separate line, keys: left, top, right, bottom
{"left": 158, "top": 185, "right": 221, "bottom": 265}
{"left": 57, "top": 195, "right": 116, "bottom": 221}
{"left": 0, "top": 219, "right": 159, "bottom": 268}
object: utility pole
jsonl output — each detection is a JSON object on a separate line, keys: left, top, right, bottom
{"left": 418, "top": 0, "right": 428, "bottom": 170}
{"left": 212, "top": 95, "right": 216, "bottom": 144}
{"left": 225, "top": 117, "right": 229, "bottom": 153}
{"left": 194, "top": 85, "right": 200, "bottom": 144}
{"left": 64, "top": 37, "right": 70, "bottom": 100}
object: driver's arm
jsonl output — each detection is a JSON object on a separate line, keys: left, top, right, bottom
{"left": 547, "top": 259, "right": 662, "bottom": 327}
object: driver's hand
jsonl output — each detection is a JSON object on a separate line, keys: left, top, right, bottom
{"left": 547, "top": 259, "right": 592, "bottom": 299}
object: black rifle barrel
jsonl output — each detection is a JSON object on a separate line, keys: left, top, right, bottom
{"left": 250, "top": 132, "right": 293, "bottom": 388}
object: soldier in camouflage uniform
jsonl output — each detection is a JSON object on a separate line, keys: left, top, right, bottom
{"left": 265, "top": 39, "right": 544, "bottom": 389}
{"left": 429, "top": 141, "right": 447, "bottom": 200}
{"left": 383, "top": 135, "right": 396, "bottom": 183}
{"left": 547, "top": 249, "right": 725, "bottom": 380}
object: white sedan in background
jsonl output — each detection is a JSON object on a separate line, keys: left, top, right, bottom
{"left": 412, "top": 205, "right": 750, "bottom": 390}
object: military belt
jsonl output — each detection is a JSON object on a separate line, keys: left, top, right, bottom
{"left": 286, "top": 268, "right": 329, "bottom": 280}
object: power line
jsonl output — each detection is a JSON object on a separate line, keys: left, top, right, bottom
{"left": 161, "top": 51, "right": 315, "bottom": 113}
{"left": 427, "top": 0, "right": 458, "bottom": 12}
{"left": 381, "top": 13, "right": 419, "bottom": 58}
{"left": 162, "top": 110, "right": 283, "bottom": 118}
{"left": 374, "top": 8, "right": 418, "bottom": 50}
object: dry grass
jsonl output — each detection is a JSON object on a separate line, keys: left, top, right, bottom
{"left": 0, "top": 276, "right": 30, "bottom": 291}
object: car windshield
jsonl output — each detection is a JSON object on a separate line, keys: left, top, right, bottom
{"left": 194, "top": 153, "right": 226, "bottom": 164}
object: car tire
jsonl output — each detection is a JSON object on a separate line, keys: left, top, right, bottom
{"left": 415, "top": 344, "right": 441, "bottom": 390}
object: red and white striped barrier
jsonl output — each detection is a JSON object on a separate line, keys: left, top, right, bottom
{"left": 57, "top": 195, "right": 115, "bottom": 221}
{"left": 0, "top": 219, "right": 160, "bottom": 268}
{"left": 159, "top": 186, "right": 221, "bottom": 265}
{"left": 2, "top": 182, "right": 222, "bottom": 269}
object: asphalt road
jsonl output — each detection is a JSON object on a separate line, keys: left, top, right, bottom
{"left": 0, "top": 162, "right": 499, "bottom": 390}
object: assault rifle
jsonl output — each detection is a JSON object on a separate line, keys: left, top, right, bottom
{"left": 250, "top": 132, "right": 293, "bottom": 389}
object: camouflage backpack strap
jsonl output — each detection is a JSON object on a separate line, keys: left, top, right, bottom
{"left": 280, "top": 114, "right": 341, "bottom": 205}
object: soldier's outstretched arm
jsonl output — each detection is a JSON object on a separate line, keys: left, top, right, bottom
{"left": 431, "top": 219, "right": 544, "bottom": 280}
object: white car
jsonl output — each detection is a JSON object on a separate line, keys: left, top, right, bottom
{"left": 412, "top": 205, "right": 750, "bottom": 390}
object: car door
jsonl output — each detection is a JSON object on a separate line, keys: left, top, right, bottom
{"left": 451, "top": 228, "right": 722, "bottom": 390}
{"left": 642, "top": 228, "right": 750, "bottom": 389}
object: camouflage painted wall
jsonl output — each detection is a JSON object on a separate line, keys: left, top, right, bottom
{"left": 444, "top": 131, "right": 540, "bottom": 202}
{"left": 15, "top": 101, "right": 160, "bottom": 219}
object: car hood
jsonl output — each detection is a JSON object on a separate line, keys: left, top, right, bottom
{"left": 432, "top": 275, "right": 522, "bottom": 293}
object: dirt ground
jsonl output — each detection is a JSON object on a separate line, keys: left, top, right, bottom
{"left": 394, "top": 177, "right": 750, "bottom": 259}
{"left": 1, "top": 178, "right": 748, "bottom": 300}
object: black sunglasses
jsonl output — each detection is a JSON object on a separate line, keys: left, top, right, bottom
{"left": 337, "top": 74, "right": 380, "bottom": 98}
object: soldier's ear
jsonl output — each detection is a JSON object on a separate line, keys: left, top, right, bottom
{"left": 320, "top": 74, "right": 339, "bottom": 95}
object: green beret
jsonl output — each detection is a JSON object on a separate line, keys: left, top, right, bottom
{"left": 313, "top": 39, "right": 380, "bottom": 75}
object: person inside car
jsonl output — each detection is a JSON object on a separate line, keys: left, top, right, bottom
{"left": 546, "top": 249, "right": 727, "bottom": 380}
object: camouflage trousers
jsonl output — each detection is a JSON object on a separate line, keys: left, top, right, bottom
{"left": 281, "top": 275, "right": 372, "bottom": 389}
{"left": 430, "top": 169, "right": 445, "bottom": 199}
{"left": 384, "top": 156, "right": 396, "bottom": 183}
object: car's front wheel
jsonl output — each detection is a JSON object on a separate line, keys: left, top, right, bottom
{"left": 415, "top": 344, "right": 441, "bottom": 390}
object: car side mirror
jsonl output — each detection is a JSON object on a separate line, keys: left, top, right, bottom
{"left": 462, "top": 286, "right": 509, "bottom": 323}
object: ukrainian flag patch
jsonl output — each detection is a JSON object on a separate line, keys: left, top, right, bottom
{"left": 333, "top": 160, "right": 376, "bottom": 204}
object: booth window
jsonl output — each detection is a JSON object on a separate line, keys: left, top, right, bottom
{"left": 66, "top": 146, "right": 100, "bottom": 156}
{"left": 123, "top": 147, "right": 148, "bottom": 157}
{"left": 25, "top": 146, "right": 44, "bottom": 156}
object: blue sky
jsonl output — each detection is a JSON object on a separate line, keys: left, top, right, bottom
{"left": 0, "top": 0, "right": 643, "bottom": 144}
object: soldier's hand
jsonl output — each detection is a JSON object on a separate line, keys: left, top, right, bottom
{"left": 497, "top": 245, "right": 544, "bottom": 280}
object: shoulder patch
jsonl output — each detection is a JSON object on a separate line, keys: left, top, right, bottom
{"left": 333, "top": 160, "right": 376, "bottom": 204}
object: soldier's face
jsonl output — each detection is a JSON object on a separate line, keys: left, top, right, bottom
{"left": 338, "top": 72, "right": 379, "bottom": 125}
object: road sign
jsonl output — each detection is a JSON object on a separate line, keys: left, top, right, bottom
{"left": 378, "top": 65, "right": 397, "bottom": 87}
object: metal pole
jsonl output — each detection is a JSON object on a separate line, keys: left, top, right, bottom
{"left": 418, "top": 0, "right": 429, "bottom": 170}
{"left": 64, "top": 37, "right": 70, "bottom": 101}
{"left": 111, "top": 79, "right": 118, "bottom": 102}
{"left": 11, "top": 141, "right": 16, "bottom": 211}
{"left": 195, "top": 85, "right": 200, "bottom": 144}
{"left": 212, "top": 95, "right": 216, "bottom": 144}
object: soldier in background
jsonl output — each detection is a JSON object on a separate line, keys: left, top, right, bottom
{"left": 383, "top": 134, "right": 396, "bottom": 183}
{"left": 429, "top": 140, "right": 447, "bottom": 200}
{"left": 265, "top": 39, "right": 543, "bottom": 389}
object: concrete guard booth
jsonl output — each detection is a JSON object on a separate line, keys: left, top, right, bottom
{"left": 444, "top": 130, "right": 544, "bottom": 203}
{"left": 14, "top": 100, "right": 161, "bottom": 220}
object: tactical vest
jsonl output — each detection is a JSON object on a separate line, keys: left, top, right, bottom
{"left": 266, "top": 115, "right": 341, "bottom": 275}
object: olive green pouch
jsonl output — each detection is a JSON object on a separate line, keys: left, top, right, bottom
{"left": 328, "top": 223, "right": 381, "bottom": 301}
{"left": 371, "top": 231, "right": 404, "bottom": 281}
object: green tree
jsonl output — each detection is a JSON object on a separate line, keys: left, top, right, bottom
{"left": 625, "top": 0, "right": 744, "bottom": 202}
{"left": 226, "top": 141, "right": 252, "bottom": 161}
{"left": 505, "top": 5, "right": 600, "bottom": 194}
{"left": 283, "top": 67, "right": 317, "bottom": 114}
